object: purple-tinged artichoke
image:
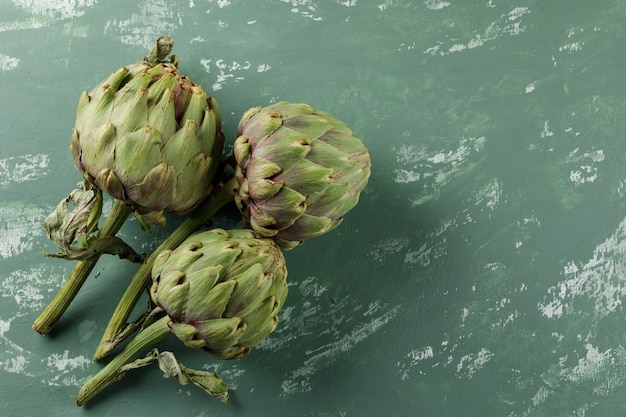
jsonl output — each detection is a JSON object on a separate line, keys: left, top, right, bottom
{"left": 233, "top": 101, "right": 371, "bottom": 249}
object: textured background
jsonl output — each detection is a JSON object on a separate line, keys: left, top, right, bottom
{"left": 2, "top": 1, "right": 626, "bottom": 416}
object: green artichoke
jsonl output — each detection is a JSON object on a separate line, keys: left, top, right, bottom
{"left": 76, "top": 228, "right": 288, "bottom": 405}
{"left": 71, "top": 37, "right": 224, "bottom": 226}
{"left": 233, "top": 101, "right": 371, "bottom": 249}
{"left": 150, "top": 228, "right": 288, "bottom": 359}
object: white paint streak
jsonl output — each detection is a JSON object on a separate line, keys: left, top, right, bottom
{"left": 424, "top": 7, "right": 530, "bottom": 56}
{"left": 0, "top": 316, "right": 32, "bottom": 376}
{"left": 474, "top": 178, "right": 502, "bottom": 212}
{"left": 281, "top": 305, "right": 399, "bottom": 394}
{"left": 393, "top": 136, "right": 486, "bottom": 187}
{"left": 9, "top": 0, "right": 97, "bottom": 19}
{"left": 424, "top": 0, "right": 449, "bottom": 10}
{"left": 104, "top": 0, "right": 179, "bottom": 48}
{"left": 0, "top": 205, "right": 47, "bottom": 258}
{"left": 539, "top": 216, "right": 626, "bottom": 320}
{"left": 42, "top": 351, "right": 92, "bottom": 387}
{"left": 566, "top": 148, "right": 604, "bottom": 185}
{"left": 397, "top": 346, "right": 434, "bottom": 379}
{"left": 0, "top": 54, "right": 20, "bottom": 71}
{"left": 200, "top": 58, "right": 270, "bottom": 91}
{"left": 368, "top": 237, "right": 410, "bottom": 263}
{"left": 0, "top": 154, "right": 49, "bottom": 187}
{"left": 456, "top": 348, "right": 494, "bottom": 379}
{"left": 280, "top": 0, "right": 323, "bottom": 20}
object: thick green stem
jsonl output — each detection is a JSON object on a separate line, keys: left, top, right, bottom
{"left": 76, "top": 315, "right": 171, "bottom": 406}
{"left": 93, "top": 177, "right": 238, "bottom": 360}
{"left": 33, "top": 199, "right": 133, "bottom": 335}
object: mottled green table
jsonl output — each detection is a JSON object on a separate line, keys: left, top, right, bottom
{"left": 2, "top": 1, "right": 626, "bottom": 416}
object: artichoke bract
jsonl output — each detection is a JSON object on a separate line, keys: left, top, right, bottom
{"left": 150, "top": 228, "right": 288, "bottom": 359}
{"left": 71, "top": 36, "right": 224, "bottom": 226}
{"left": 233, "top": 101, "right": 371, "bottom": 249}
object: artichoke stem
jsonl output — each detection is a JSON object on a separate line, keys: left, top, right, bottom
{"left": 93, "top": 177, "right": 239, "bottom": 360}
{"left": 144, "top": 36, "right": 174, "bottom": 65}
{"left": 76, "top": 315, "right": 171, "bottom": 406}
{"left": 32, "top": 199, "right": 133, "bottom": 335}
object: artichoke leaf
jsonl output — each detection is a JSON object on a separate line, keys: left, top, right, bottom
{"left": 118, "top": 348, "right": 230, "bottom": 403}
{"left": 224, "top": 264, "right": 272, "bottom": 318}
{"left": 274, "top": 158, "right": 333, "bottom": 202}
{"left": 184, "top": 270, "right": 234, "bottom": 321}
{"left": 233, "top": 135, "right": 252, "bottom": 166}
{"left": 246, "top": 177, "right": 282, "bottom": 203}
{"left": 110, "top": 79, "right": 151, "bottom": 136}
{"left": 197, "top": 108, "right": 217, "bottom": 156}
{"left": 95, "top": 168, "right": 126, "bottom": 202}
{"left": 266, "top": 101, "right": 314, "bottom": 118}
{"left": 114, "top": 127, "right": 163, "bottom": 186}
{"left": 43, "top": 183, "right": 142, "bottom": 262}
{"left": 236, "top": 107, "right": 281, "bottom": 143}
{"left": 314, "top": 109, "right": 354, "bottom": 135}
{"left": 251, "top": 128, "right": 311, "bottom": 174}
{"left": 276, "top": 213, "right": 338, "bottom": 242}
{"left": 208, "top": 96, "right": 222, "bottom": 131}
{"left": 145, "top": 70, "right": 178, "bottom": 106}
{"left": 254, "top": 186, "right": 306, "bottom": 228}
{"left": 281, "top": 114, "right": 333, "bottom": 140}
{"left": 208, "top": 346, "right": 250, "bottom": 360}
{"left": 147, "top": 87, "right": 178, "bottom": 139}
{"left": 180, "top": 86, "right": 207, "bottom": 124}
{"left": 126, "top": 163, "right": 176, "bottom": 215}
{"left": 156, "top": 272, "right": 189, "bottom": 319}
{"left": 152, "top": 349, "right": 230, "bottom": 403}
{"left": 182, "top": 240, "right": 240, "bottom": 276}
{"left": 45, "top": 236, "right": 144, "bottom": 263}
{"left": 237, "top": 297, "right": 279, "bottom": 348}
{"left": 160, "top": 118, "right": 201, "bottom": 171}
{"left": 159, "top": 241, "right": 204, "bottom": 273}
{"left": 44, "top": 181, "right": 102, "bottom": 251}
{"left": 97, "top": 66, "right": 132, "bottom": 93}
{"left": 194, "top": 317, "right": 246, "bottom": 351}
{"left": 78, "top": 84, "right": 116, "bottom": 130}
{"left": 169, "top": 322, "right": 205, "bottom": 349}
{"left": 135, "top": 208, "right": 166, "bottom": 230}
{"left": 318, "top": 129, "right": 368, "bottom": 154}
{"left": 78, "top": 122, "right": 117, "bottom": 176}
{"left": 306, "top": 136, "right": 355, "bottom": 171}
{"left": 306, "top": 182, "right": 360, "bottom": 218}
{"left": 152, "top": 249, "right": 174, "bottom": 279}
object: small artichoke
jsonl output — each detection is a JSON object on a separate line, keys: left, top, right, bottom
{"left": 76, "top": 228, "right": 287, "bottom": 405}
{"left": 71, "top": 37, "right": 224, "bottom": 226}
{"left": 233, "top": 101, "right": 371, "bottom": 249}
{"left": 150, "top": 228, "right": 288, "bottom": 359}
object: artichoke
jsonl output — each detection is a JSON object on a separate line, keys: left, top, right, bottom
{"left": 33, "top": 37, "right": 225, "bottom": 336}
{"left": 233, "top": 101, "right": 371, "bottom": 249}
{"left": 150, "top": 228, "right": 288, "bottom": 359}
{"left": 76, "top": 228, "right": 288, "bottom": 405}
{"left": 71, "top": 36, "right": 224, "bottom": 226}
